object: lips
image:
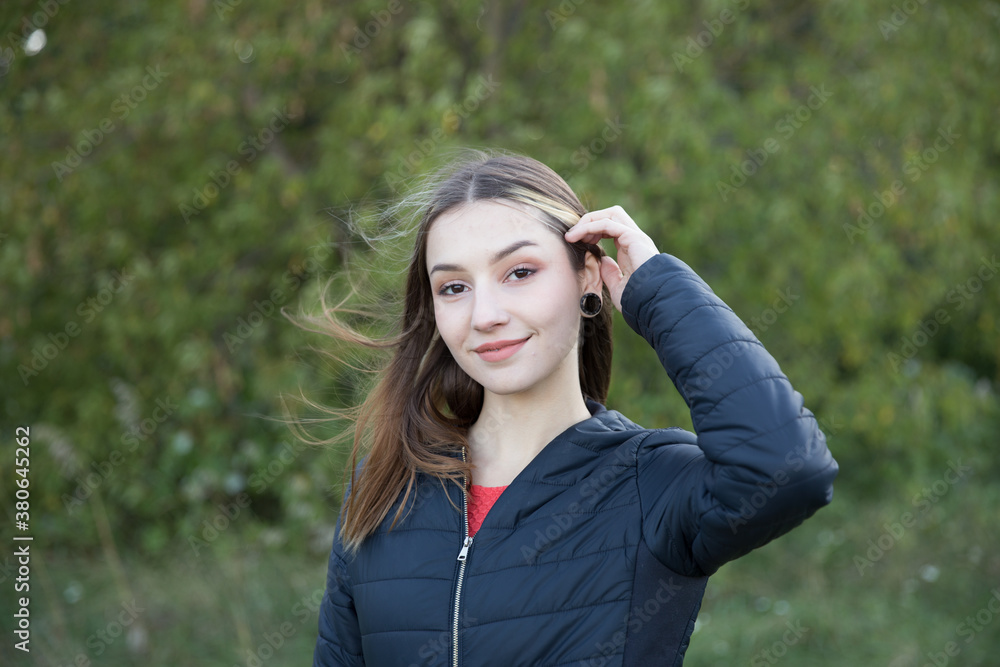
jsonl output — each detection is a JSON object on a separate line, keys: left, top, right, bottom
{"left": 474, "top": 338, "right": 529, "bottom": 353}
{"left": 473, "top": 337, "right": 530, "bottom": 362}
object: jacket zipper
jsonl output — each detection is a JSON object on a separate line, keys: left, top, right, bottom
{"left": 453, "top": 447, "right": 473, "bottom": 667}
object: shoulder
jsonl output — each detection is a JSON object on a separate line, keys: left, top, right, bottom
{"left": 621, "top": 253, "right": 716, "bottom": 309}
{"left": 582, "top": 405, "right": 702, "bottom": 466}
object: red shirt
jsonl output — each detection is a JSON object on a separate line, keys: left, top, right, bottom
{"left": 467, "top": 484, "right": 507, "bottom": 537}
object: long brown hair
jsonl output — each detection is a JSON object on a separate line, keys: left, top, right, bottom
{"left": 284, "top": 149, "right": 614, "bottom": 555}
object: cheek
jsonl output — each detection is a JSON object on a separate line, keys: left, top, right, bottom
{"left": 531, "top": 282, "right": 584, "bottom": 346}
{"left": 548, "top": 273, "right": 585, "bottom": 319}
{"left": 432, "top": 302, "right": 463, "bottom": 348}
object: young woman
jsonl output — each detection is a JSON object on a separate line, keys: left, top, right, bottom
{"left": 309, "top": 150, "right": 838, "bottom": 666}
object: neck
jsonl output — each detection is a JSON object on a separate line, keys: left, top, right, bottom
{"left": 466, "top": 367, "right": 594, "bottom": 487}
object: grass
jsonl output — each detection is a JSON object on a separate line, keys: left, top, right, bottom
{"left": 685, "top": 478, "right": 1000, "bottom": 666}
{"left": 3, "top": 533, "right": 330, "bottom": 666}
{"left": 6, "top": 478, "right": 998, "bottom": 666}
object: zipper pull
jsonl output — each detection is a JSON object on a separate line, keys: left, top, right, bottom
{"left": 457, "top": 536, "right": 473, "bottom": 561}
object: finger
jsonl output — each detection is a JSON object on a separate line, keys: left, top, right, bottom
{"left": 564, "top": 218, "right": 634, "bottom": 245}
{"left": 600, "top": 255, "right": 622, "bottom": 283}
{"left": 600, "top": 256, "right": 626, "bottom": 312}
{"left": 577, "top": 205, "right": 636, "bottom": 228}
{"left": 572, "top": 211, "right": 637, "bottom": 234}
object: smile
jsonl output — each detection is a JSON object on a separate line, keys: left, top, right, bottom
{"left": 473, "top": 337, "right": 530, "bottom": 362}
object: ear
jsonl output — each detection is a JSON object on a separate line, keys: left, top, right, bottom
{"left": 581, "top": 250, "right": 604, "bottom": 296}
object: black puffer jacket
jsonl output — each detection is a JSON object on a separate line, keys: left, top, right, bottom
{"left": 314, "top": 253, "right": 838, "bottom": 666}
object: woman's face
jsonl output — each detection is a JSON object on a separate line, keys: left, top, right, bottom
{"left": 425, "top": 200, "right": 601, "bottom": 400}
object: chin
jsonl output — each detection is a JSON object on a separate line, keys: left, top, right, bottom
{"left": 480, "top": 373, "right": 556, "bottom": 400}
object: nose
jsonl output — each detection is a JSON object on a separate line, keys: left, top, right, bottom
{"left": 470, "top": 285, "right": 509, "bottom": 331}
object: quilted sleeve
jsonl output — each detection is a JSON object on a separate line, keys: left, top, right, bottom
{"left": 313, "top": 509, "right": 365, "bottom": 666}
{"left": 620, "top": 253, "right": 839, "bottom": 577}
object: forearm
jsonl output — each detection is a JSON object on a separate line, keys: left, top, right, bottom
{"left": 623, "top": 253, "right": 838, "bottom": 572}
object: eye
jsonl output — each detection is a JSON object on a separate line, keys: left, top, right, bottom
{"left": 508, "top": 266, "right": 535, "bottom": 281}
{"left": 438, "top": 283, "right": 467, "bottom": 296}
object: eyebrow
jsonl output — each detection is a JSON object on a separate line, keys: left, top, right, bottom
{"left": 429, "top": 239, "right": 540, "bottom": 275}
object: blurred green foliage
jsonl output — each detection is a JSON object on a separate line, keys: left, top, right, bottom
{"left": 1, "top": 0, "right": 998, "bottom": 664}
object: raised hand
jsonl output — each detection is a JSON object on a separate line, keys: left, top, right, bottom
{"left": 565, "top": 205, "right": 660, "bottom": 313}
